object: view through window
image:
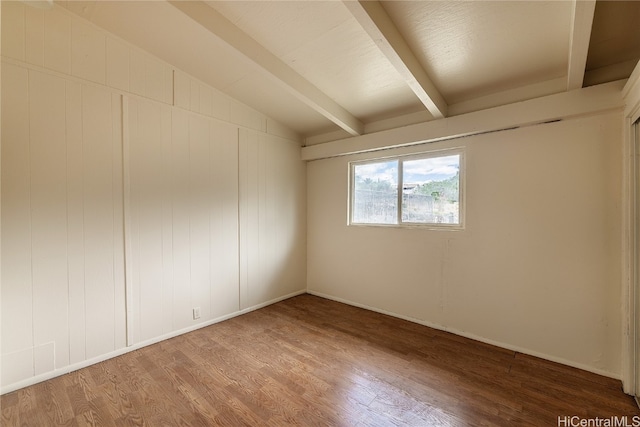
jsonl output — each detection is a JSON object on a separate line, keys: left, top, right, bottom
{"left": 351, "top": 152, "right": 462, "bottom": 227}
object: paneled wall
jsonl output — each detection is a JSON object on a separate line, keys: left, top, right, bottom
{"left": 126, "top": 99, "right": 242, "bottom": 344}
{"left": 239, "top": 129, "right": 307, "bottom": 310}
{"left": 2, "top": 63, "right": 126, "bottom": 385}
{"left": 1, "top": 2, "right": 306, "bottom": 392}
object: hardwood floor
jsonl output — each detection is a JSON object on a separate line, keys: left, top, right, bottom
{"left": 2, "top": 294, "right": 638, "bottom": 426}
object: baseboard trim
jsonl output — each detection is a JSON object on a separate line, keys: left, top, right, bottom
{"left": 0, "top": 289, "right": 306, "bottom": 395}
{"left": 306, "top": 290, "right": 620, "bottom": 381}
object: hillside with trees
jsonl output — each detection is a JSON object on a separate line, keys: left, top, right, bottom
{"left": 414, "top": 172, "right": 459, "bottom": 202}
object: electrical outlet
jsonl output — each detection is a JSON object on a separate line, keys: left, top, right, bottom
{"left": 193, "top": 307, "right": 201, "bottom": 320}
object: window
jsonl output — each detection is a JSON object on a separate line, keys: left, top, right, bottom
{"left": 350, "top": 150, "right": 463, "bottom": 228}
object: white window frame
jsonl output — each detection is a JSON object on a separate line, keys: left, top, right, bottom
{"left": 348, "top": 148, "right": 465, "bottom": 230}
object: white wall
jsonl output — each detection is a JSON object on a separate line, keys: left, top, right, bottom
{"left": 1, "top": 2, "right": 306, "bottom": 392}
{"left": 307, "top": 111, "right": 623, "bottom": 377}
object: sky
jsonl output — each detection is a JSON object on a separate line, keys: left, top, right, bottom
{"left": 354, "top": 154, "right": 459, "bottom": 185}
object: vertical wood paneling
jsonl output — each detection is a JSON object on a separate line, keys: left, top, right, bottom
{"left": 127, "top": 105, "right": 245, "bottom": 331}
{"left": 112, "top": 93, "right": 126, "bottom": 349}
{"left": 285, "top": 138, "right": 307, "bottom": 292}
{"left": 1, "top": 1, "right": 26, "bottom": 61}
{"left": 71, "top": 20, "right": 106, "bottom": 84}
{"left": 260, "top": 136, "right": 278, "bottom": 299}
{"left": 257, "top": 134, "right": 268, "bottom": 304}
{"left": 238, "top": 130, "right": 306, "bottom": 310}
{"left": 210, "top": 122, "right": 240, "bottom": 317}
{"left": 126, "top": 96, "right": 307, "bottom": 333}
{"left": 1, "top": 2, "right": 306, "bottom": 391}
{"left": 33, "top": 342, "right": 55, "bottom": 375}
{"left": 44, "top": 9, "right": 71, "bottom": 75}
{"left": 129, "top": 97, "right": 143, "bottom": 342}
{"left": 239, "top": 129, "right": 260, "bottom": 309}
{"left": 262, "top": 136, "right": 306, "bottom": 297}
{"left": 145, "top": 58, "right": 165, "bottom": 103}
{"left": 129, "top": 51, "right": 145, "bottom": 97}
{"left": 29, "top": 70, "right": 69, "bottom": 370}
{"left": 82, "top": 85, "right": 116, "bottom": 358}
{"left": 189, "top": 116, "right": 211, "bottom": 319}
{"left": 164, "top": 68, "right": 174, "bottom": 106}
{"left": 238, "top": 130, "right": 249, "bottom": 310}
{"left": 200, "top": 84, "right": 213, "bottom": 118}
{"left": 190, "top": 79, "right": 200, "bottom": 113}
{"left": 65, "top": 80, "right": 86, "bottom": 364}
{"left": 174, "top": 71, "right": 190, "bottom": 110}
{"left": 125, "top": 97, "right": 140, "bottom": 345}
{"left": 25, "top": 7, "right": 44, "bottom": 67}
{"left": 161, "top": 105, "right": 174, "bottom": 333}
{"left": 130, "top": 99, "right": 165, "bottom": 341}
{"left": 127, "top": 103, "right": 243, "bottom": 335}
{"left": 1, "top": 64, "right": 33, "bottom": 360}
{"left": 1, "top": 349, "right": 33, "bottom": 387}
{"left": 106, "top": 37, "right": 130, "bottom": 92}
{"left": 139, "top": 101, "right": 163, "bottom": 337}
{"left": 171, "top": 109, "right": 192, "bottom": 329}
{"left": 211, "top": 88, "right": 230, "bottom": 122}
{"left": 44, "top": 9, "right": 71, "bottom": 74}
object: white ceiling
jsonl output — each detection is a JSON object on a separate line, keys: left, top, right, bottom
{"left": 58, "top": 0, "right": 640, "bottom": 143}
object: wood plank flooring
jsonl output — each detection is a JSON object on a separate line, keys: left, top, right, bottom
{"left": 2, "top": 294, "right": 639, "bottom": 426}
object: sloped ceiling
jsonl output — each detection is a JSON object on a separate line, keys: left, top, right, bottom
{"left": 585, "top": 0, "right": 640, "bottom": 87}
{"left": 58, "top": 0, "right": 640, "bottom": 144}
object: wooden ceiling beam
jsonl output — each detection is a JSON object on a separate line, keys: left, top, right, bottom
{"left": 344, "top": 0, "right": 448, "bottom": 119}
{"left": 567, "top": 0, "right": 596, "bottom": 91}
{"left": 168, "top": 0, "right": 364, "bottom": 136}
